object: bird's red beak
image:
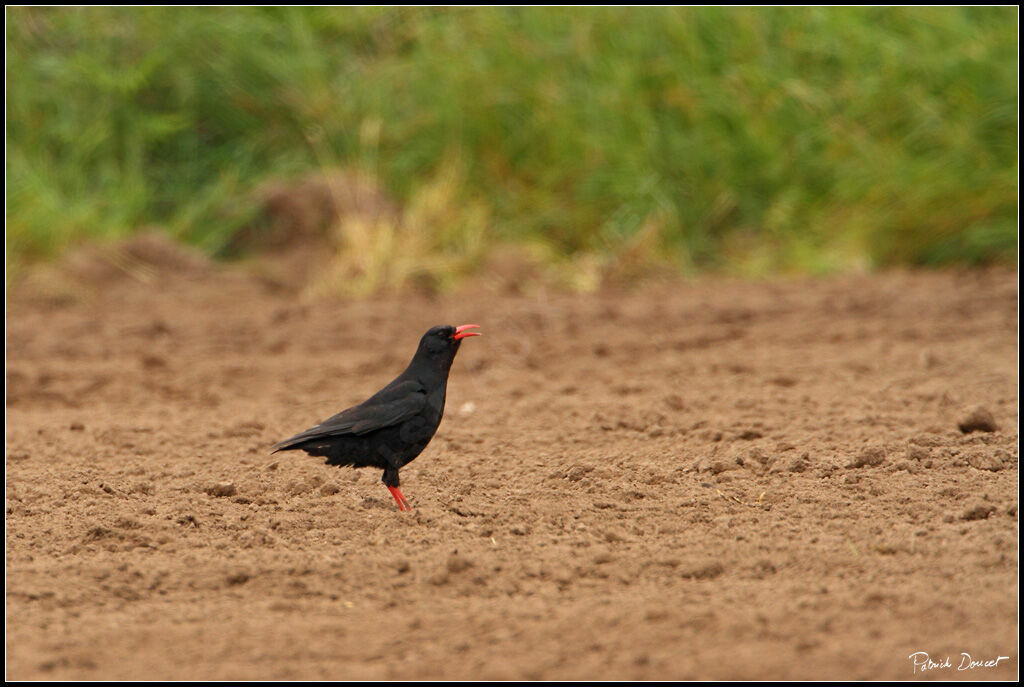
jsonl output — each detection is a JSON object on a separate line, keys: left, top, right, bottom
{"left": 453, "top": 323, "right": 481, "bottom": 341}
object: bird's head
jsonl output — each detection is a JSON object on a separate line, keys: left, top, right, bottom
{"left": 414, "top": 324, "right": 481, "bottom": 367}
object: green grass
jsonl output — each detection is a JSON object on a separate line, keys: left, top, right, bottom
{"left": 6, "top": 7, "right": 1018, "bottom": 281}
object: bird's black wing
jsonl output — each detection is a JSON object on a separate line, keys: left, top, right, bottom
{"left": 273, "top": 379, "right": 427, "bottom": 451}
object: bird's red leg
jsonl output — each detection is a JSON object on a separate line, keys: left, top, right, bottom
{"left": 387, "top": 485, "right": 411, "bottom": 511}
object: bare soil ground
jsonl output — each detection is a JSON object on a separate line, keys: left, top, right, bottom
{"left": 5, "top": 249, "right": 1018, "bottom": 680}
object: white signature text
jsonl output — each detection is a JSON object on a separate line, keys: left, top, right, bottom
{"left": 909, "top": 651, "right": 1010, "bottom": 674}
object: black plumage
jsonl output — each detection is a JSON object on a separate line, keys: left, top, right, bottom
{"left": 273, "top": 324, "right": 480, "bottom": 510}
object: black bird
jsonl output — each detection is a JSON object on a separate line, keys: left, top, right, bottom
{"left": 273, "top": 324, "right": 481, "bottom": 511}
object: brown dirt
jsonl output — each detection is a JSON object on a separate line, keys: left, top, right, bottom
{"left": 5, "top": 256, "right": 1019, "bottom": 680}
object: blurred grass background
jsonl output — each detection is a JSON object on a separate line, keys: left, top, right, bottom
{"left": 6, "top": 7, "right": 1018, "bottom": 288}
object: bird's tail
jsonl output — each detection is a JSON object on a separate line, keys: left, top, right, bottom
{"left": 272, "top": 427, "right": 327, "bottom": 453}
{"left": 270, "top": 437, "right": 302, "bottom": 454}
{"left": 272, "top": 436, "right": 360, "bottom": 469}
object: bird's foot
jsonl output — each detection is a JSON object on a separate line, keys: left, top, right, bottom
{"left": 386, "top": 486, "right": 412, "bottom": 511}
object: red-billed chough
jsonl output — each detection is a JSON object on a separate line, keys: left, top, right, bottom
{"left": 273, "top": 324, "right": 481, "bottom": 511}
